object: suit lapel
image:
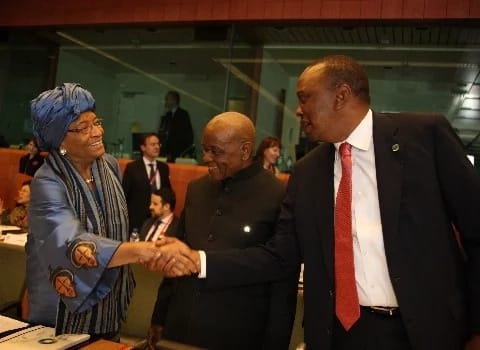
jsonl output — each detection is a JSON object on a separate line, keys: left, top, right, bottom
{"left": 137, "top": 159, "right": 149, "bottom": 181}
{"left": 373, "top": 113, "right": 403, "bottom": 256}
{"left": 314, "top": 144, "right": 336, "bottom": 283}
{"left": 166, "top": 217, "right": 179, "bottom": 237}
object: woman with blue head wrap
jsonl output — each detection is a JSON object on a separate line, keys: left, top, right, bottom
{"left": 26, "top": 83, "right": 167, "bottom": 341}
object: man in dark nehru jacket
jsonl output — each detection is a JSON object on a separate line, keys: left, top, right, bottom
{"left": 145, "top": 111, "right": 298, "bottom": 350}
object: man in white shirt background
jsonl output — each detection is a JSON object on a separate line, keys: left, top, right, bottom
{"left": 122, "top": 133, "right": 171, "bottom": 232}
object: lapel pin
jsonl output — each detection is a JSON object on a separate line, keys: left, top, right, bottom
{"left": 392, "top": 144, "right": 400, "bottom": 152}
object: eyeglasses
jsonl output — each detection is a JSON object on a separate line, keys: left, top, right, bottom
{"left": 67, "top": 119, "right": 103, "bottom": 135}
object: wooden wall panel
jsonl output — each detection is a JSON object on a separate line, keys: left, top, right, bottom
{"left": 0, "top": 0, "right": 478, "bottom": 27}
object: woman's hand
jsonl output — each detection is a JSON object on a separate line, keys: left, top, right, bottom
{"left": 108, "top": 241, "right": 161, "bottom": 267}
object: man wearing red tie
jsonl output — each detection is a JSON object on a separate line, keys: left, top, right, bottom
{"left": 152, "top": 55, "right": 480, "bottom": 350}
{"left": 122, "top": 133, "right": 171, "bottom": 232}
{"left": 140, "top": 187, "right": 179, "bottom": 241}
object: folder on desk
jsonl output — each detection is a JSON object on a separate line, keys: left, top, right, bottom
{"left": 0, "top": 325, "right": 90, "bottom": 349}
{"left": 0, "top": 315, "right": 29, "bottom": 334}
{"left": 0, "top": 226, "right": 23, "bottom": 235}
{"left": 1, "top": 230, "right": 26, "bottom": 234}
{"left": 2, "top": 233, "right": 27, "bottom": 246}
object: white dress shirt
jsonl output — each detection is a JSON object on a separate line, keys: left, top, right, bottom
{"left": 145, "top": 213, "right": 174, "bottom": 241}
{"left": 334, "top": 109, "right": 398, "bottom": 307}
{"left": 142, "top": 156, "right": 161, "bottom": 189}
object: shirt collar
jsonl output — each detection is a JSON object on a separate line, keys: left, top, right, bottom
{"left": 230, "top": 161, "right": 263, "bottom": 181}
{"left": 159, "top": 212, "right": 173, "bottom": 223}
{"left": 143, "top": 156, "right": 156, "bottom": 166}
{"left": 334, "top": 109, "right": 372, "bottom": 152}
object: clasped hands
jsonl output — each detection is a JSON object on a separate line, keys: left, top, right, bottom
{"left": 141, "top": 237, "right": 200, "bottom": 277}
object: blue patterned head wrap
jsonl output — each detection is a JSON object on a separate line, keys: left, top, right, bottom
{"left": 31, "top": 83, "right": 96, "bottom": 150}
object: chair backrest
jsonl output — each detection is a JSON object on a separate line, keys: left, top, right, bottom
{"left": 0, "top": 149, "right": 25, "bottom": 209}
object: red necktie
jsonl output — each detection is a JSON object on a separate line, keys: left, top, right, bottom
{"left": 149, "top": 163, "right": 156, "bottom": 190}
{"left": 145, "top": 219, "right": 161, "bottom": 241}
{"left": 335, "top": 142, "right": 360, "bottom": 330}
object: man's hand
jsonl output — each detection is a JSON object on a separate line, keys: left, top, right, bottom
{"left": 143, "top": 237, "right": 200, "bottom": 277}
{"left": 134, "top": 241, "right": 163, "bottom": 263}
{"left": 109, "top": 241, "right": 162, "bottom": 268}
{"left": 146, "top": 324, "right": 163, "bottom": 350}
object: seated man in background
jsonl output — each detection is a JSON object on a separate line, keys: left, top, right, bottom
{"left": 0, "top": 180, "right": 31, "bottom": 229}
{"left": 145, "top": 112, "right": 298, "bottom": 350}
{"left": 140, "top": 187, "right": 179, "bottom": 241}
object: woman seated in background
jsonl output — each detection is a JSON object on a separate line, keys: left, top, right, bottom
{"left": 0, "top": 180, "right": 31, "bottom": 229}
{"left": 19, "top": 137, "right": 44, "bottom": 176}
{"left": 255, "top": 136, "right": 282, "bottom": 174}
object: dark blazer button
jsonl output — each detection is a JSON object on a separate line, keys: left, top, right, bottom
{"left": 215, "top": 209, "right": 222, "bottom": 216}
{"left": 329, "top": 290, "right": 334, "bottom": 297}
{"left": 208, "top": 234, "right": 216, "bottom": 241}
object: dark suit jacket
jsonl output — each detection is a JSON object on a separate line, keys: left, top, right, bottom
{"left": 19, "top": 153, "right": 44, "bottom": 176}
{"left": 122, "top": 159, "right": 171, "bottom": 232}
{"left": 159, "top": 107, "right": 194, "bottom": 161}
{"left": 206, "top": 113, "right": 480, "bottom": 350}
{"left": 153, "top": 163, "right": 298, "bottom": 350}
{"left": 139, "top": 215, "right": 179, "bottom": 241}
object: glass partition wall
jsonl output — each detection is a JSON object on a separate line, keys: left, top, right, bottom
{"left": 1, "top": 22, "right": 479, "bottom": 169}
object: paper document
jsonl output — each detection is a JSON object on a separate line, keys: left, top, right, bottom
{"left": 0, "top": 226, "right": 22, "bottom": 234}
{"left": 0, "top": 325, "right": 90, "bottom": 349}
{"left": 2, "top": 233, "right": 27, "bottom": 246}
{"left": 0, "top": 315, "right": 29, "bottom": 334}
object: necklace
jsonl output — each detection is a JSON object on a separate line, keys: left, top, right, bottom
{"left": 85, "top": 176, "right": 94, "bottom": 184}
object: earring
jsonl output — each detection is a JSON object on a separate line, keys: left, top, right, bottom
{"left": 59, "top": 148, "right": 67, "bottom": 156}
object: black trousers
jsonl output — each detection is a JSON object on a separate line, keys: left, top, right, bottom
{"left": 332, "top": 307, "right": 412, "bottom": 350}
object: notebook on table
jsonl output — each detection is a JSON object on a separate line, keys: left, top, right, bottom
{"left": 0, "top": 325, "right": 90, "bottom": 349}
{"left": 0, "top": 225, "right": 24, "bottom": 235}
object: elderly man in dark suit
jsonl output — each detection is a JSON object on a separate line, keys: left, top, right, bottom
{"left": 153, "top": 55, "right": 480, "bottom": 350}
{"left": 122, "top": 132, "right": 171, "bottom": 232}
{"left": 158, "top": 90, "right": 194, "bottom": 162}
{"left": 145, "top": 112, "right": 298, "bottom": 350}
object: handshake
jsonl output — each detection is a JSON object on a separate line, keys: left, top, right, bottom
{"left": 135, "top": 237, "right": 201, "bottom": 277}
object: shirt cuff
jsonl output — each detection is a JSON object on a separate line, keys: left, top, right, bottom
{"left": 198, "top": 250, "right": 206, "bottom": 278}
